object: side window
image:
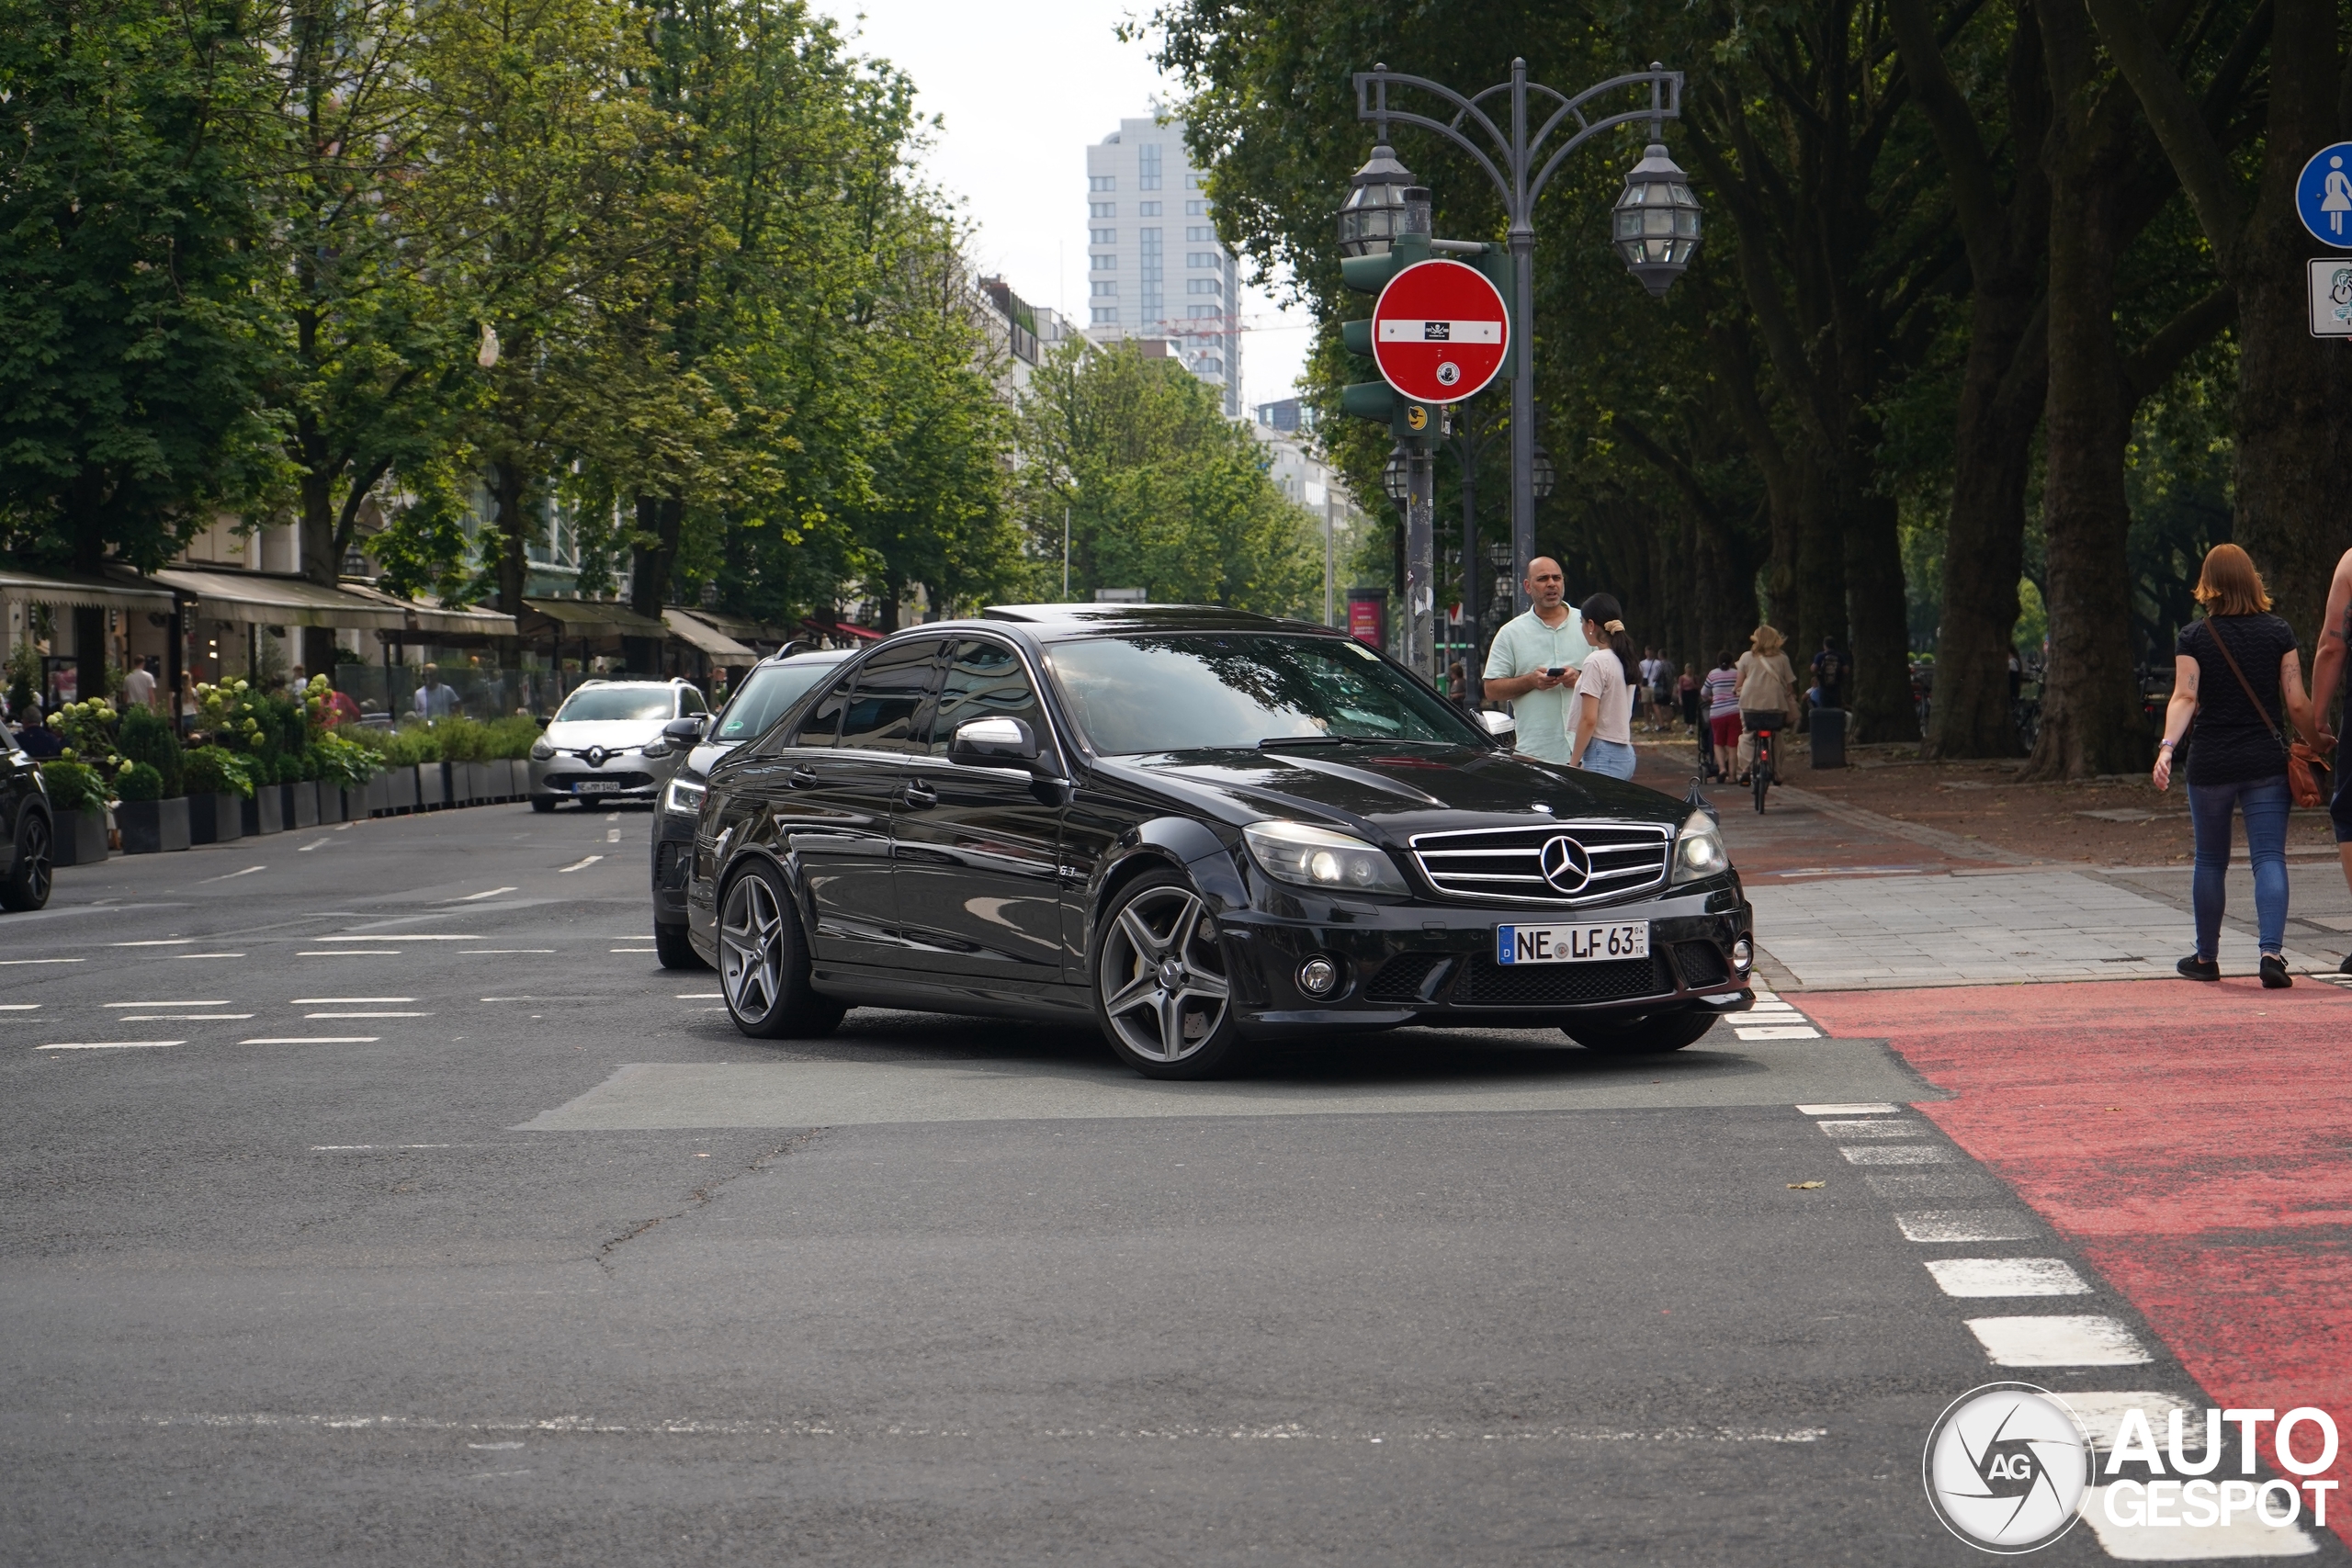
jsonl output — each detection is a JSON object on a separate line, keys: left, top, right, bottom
{"left": 787, "top": 673, "right": 854, "bottom": 750}
{"left": 839, "top": 639, "right": 945, "bottom": 754}
{"left": 678, "top": 686, "right": 708, "bottom": 716}
{"left": 929, "top": 639, "right": 1048, "bottom": 757}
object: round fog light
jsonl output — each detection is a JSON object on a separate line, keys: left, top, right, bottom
{"left": 1731, "top": 938, "right": 1753, "bottom": 973}
{"left": 1297, "top": 956, "right": 1340, "bottom": 998}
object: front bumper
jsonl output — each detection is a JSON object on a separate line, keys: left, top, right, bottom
{"left": 1212, "top": 877, "right": 1753, "bottom": 1039}
{"left": 529, "top": 752, "right": 679, "bottom": 804}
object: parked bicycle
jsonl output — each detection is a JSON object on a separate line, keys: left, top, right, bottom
{"left": 1751, "top": 718, "right": 1777, "bottom": 813}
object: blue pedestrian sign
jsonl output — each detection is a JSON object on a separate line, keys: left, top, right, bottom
{"left": 2296, "top": 142, "right": 2352, "bottom": 247}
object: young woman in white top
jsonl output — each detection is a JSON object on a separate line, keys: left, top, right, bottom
{"left": 1567, "top": 592, "right": 1640, "bottom": 780}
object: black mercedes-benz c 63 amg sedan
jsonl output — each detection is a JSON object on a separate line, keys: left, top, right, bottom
{"left": 685, "top": 604, "right": 1755, "bottom": 1078}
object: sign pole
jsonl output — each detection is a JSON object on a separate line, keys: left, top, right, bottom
{"left": 1407, "top": 442, "right": 1436, "bottom": 684}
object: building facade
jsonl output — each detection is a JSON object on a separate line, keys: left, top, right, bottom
{"left": 1085, "top": 115, "right": 1241, "bottom": 417}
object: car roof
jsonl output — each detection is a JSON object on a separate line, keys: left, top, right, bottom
{"left": 752, "top": 647, "right": 854, "bottom": 669}
{"left": 978, "top": 604, "right": 1333, "bottom": 638}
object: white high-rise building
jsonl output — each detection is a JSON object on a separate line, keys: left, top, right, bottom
{"left": 1086, "top": 115, "right": 1241, "bottom": 417}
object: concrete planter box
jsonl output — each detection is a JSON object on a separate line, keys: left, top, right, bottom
{"left": 417, "top": 764, "right": 447, "bottom": 809}
{"left": 316, "top": 781, "right": 345, "bottom": 824}
{"left": 465, "top": 761, "right": 494, "bottom": 803}
{"left": 511, "top": 759, "right": 532, "bottom": 799}
{"left": 286, "top": 781, "right": 319, "bottom": 829}
{"left": 55, "top": 807, "right": 109, "bottom": 865}
{"left": 342, "top": 782, "right": 372, "bottom": 821}
{"left": 241, "top": 785, "right": 284, "bottom": 837}
{"left": 187, "top": 792, "right": 244, "bottom": 844}
{"left": 119, "top": 796, "right": 191, "bottom": 854}
{"left": 386, "top": 767, "right": 418, "bottom": 814}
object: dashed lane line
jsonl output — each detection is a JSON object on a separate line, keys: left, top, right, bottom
{"left": 444, "top": 887, "right": 519, "bottom": 903}
{"left": 1923, "top": 1258, "right": 2093, "bottom": 1297}
{"left": 175, "top": 953, "right": 245, "bottom": 958}
{"left": 1795, "top": 1101, "right": 1897, "bottom": 1115}
{"left": 0, "top": 959, "right": 83, "bottom": 965}
{"left": 462, "top": 949, "right": 554, "bottom": 954}
{"left": 238, "top": 1035, "right": 380, "bottom": 1045}
{"left": 298, "top": 950, "right": 400, "bottom": 956}
{"left": 304, "top": 1011, "right": 428, "bottom": 1019}
{"left": 556, "top": 855, "right": 604, "bottom": 874}
{"left": 117, "top": 1014, "right": 253, "bottom": 1021}
{"left": 111, "top": 939, "right": 194, "bottom": 947}
{"left": 1840, "top": 1145, "right": 1955, "bottom": 1165}
{"left": 1896, "top": 1211, "right": 2040, "bottom": 1243}
{"left": 38, "top": 1041, "right": 184, "bottom": 1051}
{"left": 200, "top": 866, "right": 267, "bottom": 883}
{"left": 289, "top": 997, "right": 413, "bottom": 1004}
{"left": 103, "top": 1000, "right": 230, "bottom": 1008}
{"left": 311, "top": 935, "right": 482, "bottom": 942}
{"left": 0, "top": 1005, "right": 38, "bottom": 1011}
{"left": 1967, "top": 1314, "right": 2153, "bottom": 1367}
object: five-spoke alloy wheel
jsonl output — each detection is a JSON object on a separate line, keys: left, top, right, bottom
{"left": 1093, "top": 871, "right": 1240, "bottom": 1078}
{"left": 718, "top": 860, "right": 843, "bottom": 1039}
{"left": 1, "top": 809, "right": 52, "bottom": 912}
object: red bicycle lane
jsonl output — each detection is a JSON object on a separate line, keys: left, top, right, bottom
{"left": 1801, "top": 976, "right": 2352, "bottom": 1544}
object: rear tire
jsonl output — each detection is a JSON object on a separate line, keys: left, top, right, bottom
{"left": 717, "top": 860, "right": 844, "bottom": 1039}
{"left": 1091, "top": 869, "right": 1247, "bottom": 1079}
{"left": 1, "top": 809, "right": 54, "bottom": 911}
{"left": 654, "top": 921, "right": 705, "bottom": 970}
{"left": 530, "top": 795, "right": 559, "bottom": 814}
{"left": 1562, "top": 1009, "right": 1718, "bottom": 1055}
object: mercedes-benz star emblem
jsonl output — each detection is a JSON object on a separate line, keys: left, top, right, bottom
{"left": 583, "top": 746, "right": 607, "bottom": 768}
{"left": 1538, "top": 834, "right": 1591, "bottom": 894}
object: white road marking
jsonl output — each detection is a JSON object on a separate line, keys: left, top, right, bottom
{"left": 463, "top": 948, "right": 554, "bottom": 954}
{"left": 297, "top": 840, "right": 327, "bottom": 852}
{"left": 1896, "top": 1211, "right": 2038, "bottom": 1243}
{"left": 0, "top": 1004, "right": 39, "bottom": 1010}
{"left": 2059, "top": 1392, "right": 2196, "bottom": 1451}
{"left": 469, "top": 1442, "right": 526, "bottom": 1450}
{"left": 175, "top": 953, "right": 245, "bottom": 958}
{"left": 1798, "top": 1103, "right": 1897, "bottom": 1115}
{"left": 1966, "top": 1315, "right": 2151, "bottom": 1366}
{"left": 1840, "top": 1145, "right": 1952, "bottom": 1165}
{"left": 605, "top": 812, "right": 620, "bottom": 821}
{"left": 609, "top": 948, "right": 655, "bottom": 953}
{"left": 2082, "top": 1483, "right": 2317, "bottom": 1557}
{"left": 39, "top": 1041, "right": 184, "bottom": 1051}
{"left": 239, "top": 1035, "right": 379, "bottom": 1044}
{"left": 290, "top": 998, "right": 413, "bottom": 1004}
{"left": 201, "top": 866, "right": 267, "bottom": 882}
{"left": 298, "top": 950, "right": 400, "bottom": 956}
{"left": 1818, "top": 1119, "right": 1914, "bottom": 1138}
{"left": 445, "top": 887, "right": 518, "bottom": 902}
{"left": 556, "top": 856, "right": 603, "bottom": 874}
{"left": 118, "top": 1014, "right": 254, "bottom": 1021}
{"left": 605, "top": 829, "right": 622, "bottom": 842}
{"left": 675, "top": 993, "right": 720, "bottom": 999}
{"left": 1924, "top": 1258, "right": 2092, "bottom": 1297}
{"left": 110, "top": 939, "right": 193, "bottom": 947}
{"left": 311, "top": 1145, "right": 453, "bottom": 1151}
{"left": 1736, "top": 1025, "right": 1821, "bottom": 1040}
{"left": 104, "top": 1000, "right": 230, "bottom": 1009}
{"left": 0, "top": 959, "right": 84, "bottom": 965}
{"left": 311, "top": 935, "right": 481, "bottom": 942}
{"left": 305, "top": 1011, "right": 428, "bottom": 1019}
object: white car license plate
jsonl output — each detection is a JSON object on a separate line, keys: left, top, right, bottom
{"left": 574, "top": 780, "right": 620, "bottom": 794}
{"left": 1496, "top": 920, "right": 1650, "bottom": 964}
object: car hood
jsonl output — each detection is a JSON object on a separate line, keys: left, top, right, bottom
{"left": 1094, "top": 743, "right": 1689, "bottom": 840}
{"left": 544, "top": 719, "right": 669, "bottom": 751}
{"left": 680, "top": 737, "right": 743, "bottom": 779}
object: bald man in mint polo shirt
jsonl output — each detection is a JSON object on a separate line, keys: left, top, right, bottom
{"left": 1482, "top": 557, "right": 1591, "bottom": 764}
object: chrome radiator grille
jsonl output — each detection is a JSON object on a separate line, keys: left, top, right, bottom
{"left": 1408, "top": 821, "right": 1673, "bottom": 905}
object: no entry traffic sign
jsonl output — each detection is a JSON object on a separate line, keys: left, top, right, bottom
{"left": 1372, "top": 260, "right": 1510, "bottom": 404}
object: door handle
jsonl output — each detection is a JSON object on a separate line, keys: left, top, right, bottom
{"left": 788, "top": 765, "right": 818, "bottom": 790}
{"left": 903, "top": 779, "right": 937, "bottom": 809}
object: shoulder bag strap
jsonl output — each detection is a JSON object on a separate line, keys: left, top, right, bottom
{"left": 2202, "top": 618, "right": 2290, "bottom": 755}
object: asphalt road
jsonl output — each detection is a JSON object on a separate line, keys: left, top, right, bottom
{"left": 0, "top": 804, "right": 2319, "bottom": 1565}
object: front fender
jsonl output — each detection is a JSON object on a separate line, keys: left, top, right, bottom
{"left": 1090, "top": 816, "right": 1250, "bottom": 920}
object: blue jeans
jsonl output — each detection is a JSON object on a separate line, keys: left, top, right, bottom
{"left": 2188, "top": 774, "right": 2290, "bottom": 957}
{"left": 1579, "top": 738, "right": 1637, "bottom": 780}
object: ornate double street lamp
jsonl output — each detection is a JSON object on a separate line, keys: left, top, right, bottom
{"left": 1346, "top": 60, "right": 1699, "bottom": 622}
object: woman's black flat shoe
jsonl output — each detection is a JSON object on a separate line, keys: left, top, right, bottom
{"left": 2260, "top": 954, "right": 2292, "bottom": 989}
{"left": 2177, "top": 955, "right": 2220, "bottom": 982}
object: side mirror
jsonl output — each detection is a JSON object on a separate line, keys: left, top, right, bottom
{"left": 662, "top": 716, "right": 707, "bottom": 741}
{"left": 949, "top": 715, "right": 1042, "bottom": 768}
{"left": 1479, "top": 710, "right": 1516, "bottom": 747}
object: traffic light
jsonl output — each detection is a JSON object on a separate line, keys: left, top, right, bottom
{"left": 1337, "top": 234, "right": 1516, "bottom": 438}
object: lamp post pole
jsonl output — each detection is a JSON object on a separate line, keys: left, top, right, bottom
{"left": 1353, "top": 61, "right": 1692, "bottom": 615}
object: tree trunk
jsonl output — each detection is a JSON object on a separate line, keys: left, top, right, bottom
{"left": 2025, "top": 0, "right": 2151, "bottom": 780}
{"left": 69, "top": 469, "right": 110, "bottom": 710}
{"left": 1844, "top": 491, "right": 1911, "bottom": 744}
{"left": 492, "top": 459, "right": 531, "bottom": 616}
{"left": 625, "top": 491, "right": 681, "bottom": 674}
{"left": 1794, "top": 459, "right": 1847, "bottom": 668}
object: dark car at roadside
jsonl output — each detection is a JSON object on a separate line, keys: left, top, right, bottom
{"left": 683, "top": 605, "right": 1754, "bottom": 1078}
{"left": 1, "top": 716, "right": 55, "bottom": 911}
{"left": 651, "top": 649, "right": 853, "bottom": 968}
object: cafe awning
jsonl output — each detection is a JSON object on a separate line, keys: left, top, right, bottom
{"left": 519, "top": 597, "right": 673, "bottom": 639}
{"left": 146, "top": 568, "right": 409, "bottom": 631}
{"left": 690, "top": 608, "right": 800, "bottom": 648}
{"left": 0, "top": 568, "right": 176, "bottom": 616}
{"left": 337, "top": 582, "right": 519, "bottom": 638}
{"left": 662, "top": 608, "right": 755, "bottom": 660}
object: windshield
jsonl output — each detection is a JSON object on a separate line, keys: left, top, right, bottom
{"left": 1043, "top": 633, "right": 1482, "bottom": 756}
{"left": 554, "top": 686, "right": 675, "bottom": 723}
{"left": 714, "top": 660, "right": 840, "bottom": 742}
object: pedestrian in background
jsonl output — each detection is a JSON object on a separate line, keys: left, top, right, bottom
{"left": 1678, "top": 663, "right": 1700, "bottom": 733}
{"left": 121, "top": 656, "right": 156, "bottom": 713}
{"left": 1482, "top": 556, "right": 1589, "bottom": 764}
{"left": 1735, "top": 625, "right": 1798, "bottom": 781}
{"left": 1568, "top": 593, "right": 1640, "bottom": 780}
{"left": 2305, "top": 544, "right": 2352, "bottom": 975}
{"left": 1702, "top": 651, "right": 1740, "bottom": 782}
{"left": 2154, "top": 542, "right": 2317, "bottom": 987}
{"left": 1811, "top": 637, "right": 1846, "bottom": 711}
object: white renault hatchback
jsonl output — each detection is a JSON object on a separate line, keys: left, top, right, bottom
{"left": 528, "top": 679, "right": 709, "bottom": 811}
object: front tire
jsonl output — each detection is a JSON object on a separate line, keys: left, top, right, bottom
{"left": 1092, "top": 870, "right": 1245, "bottom": 1079}
{"left": 1563, "top": 1009, "right": 1718, "bottom": 1055}
{"left": 529, "top": 795, "right": 559, "bottom": 814}
{"left": 654, "top": 921, "right": 704, "bottom": 970}
{"left": 1, "top": 809, "right": 54, "bottom": 911}
{"left": 717, "top": 860, "right": 844, "bottom": 1039}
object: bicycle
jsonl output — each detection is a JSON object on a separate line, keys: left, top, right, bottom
{"left": 1751, "top": 721, "right": 1776, "bottom": 814}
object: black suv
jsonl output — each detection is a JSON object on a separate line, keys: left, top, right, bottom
{"left": 685, "top": 606, "right": 1755, "bottom": 1078}
{"left": 1, "top": 716, "right": 55, "bottom": 911}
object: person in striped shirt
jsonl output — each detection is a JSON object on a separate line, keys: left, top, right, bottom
{"left": 1701, "top": 650, "right": 1740, "bottom": 782}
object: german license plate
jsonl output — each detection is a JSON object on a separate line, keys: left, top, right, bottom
{"left": 1496, "top": 920, "right": 1650, "bottom": 964}
{"left": 574, "top": 780, "right": 620, "bottom": 794}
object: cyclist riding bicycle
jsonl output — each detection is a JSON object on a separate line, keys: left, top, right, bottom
{"left": 1735, "top": 624, "right": 1798, "bottom": 791}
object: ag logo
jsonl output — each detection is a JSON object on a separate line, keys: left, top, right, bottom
{"left": 1924, "top": 1383, "right": 2091, "bottom": 1553}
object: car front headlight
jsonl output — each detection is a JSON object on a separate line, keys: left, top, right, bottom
{"left": 1668, "top": 808, "right": 1730, "bottom": 886}
{"left": 1241, "top": 820, "right": 1409, "bottom": 896}
{"left": 663, "top": 776, "right": 706, "bottom": 817}
{"left": 641, "top": 738, "right": 673, "bottom": 758}
{"left": 529, "top": 739, "right": 555, "bottom": 761}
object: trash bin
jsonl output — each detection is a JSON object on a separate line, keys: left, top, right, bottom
{"left": 1811, "top": 705, "right": 1847, "bottom": 769}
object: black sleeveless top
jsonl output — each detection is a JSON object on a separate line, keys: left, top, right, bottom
{"left": 2177, "top": 614, "right": 2296, "bottom": 785}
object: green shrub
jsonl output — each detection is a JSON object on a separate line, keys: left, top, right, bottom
{"left": 432, "top": 715, "right": 488, "bottom": 761}
{"left": 46, "top": 697, "right": 119, "bottom": 770}
{"left": 184, "top": 746, "right": 255, "bottom": 798}
{"left": 118, "top": 706, "right": 184, "bottom": 797}
{"left": 311, "top": 731, "right": 379, "bottom": 788}
{"left": 382, "top": 723, "right": 439, "bottom": 765}
{"left": 116, "top": 761, "right": 164, "bottom": 802}
{"left": 40, "top": 760, "right": 107, "bottom": 813}
{"left": 481, "top": 715, "right": 544, "bottom": 759}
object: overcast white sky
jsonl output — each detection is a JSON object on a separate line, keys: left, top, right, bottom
{"left": 808, "top": 0, "right": 1315, "bottom": 413}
